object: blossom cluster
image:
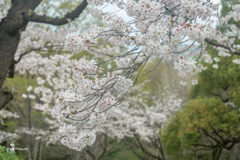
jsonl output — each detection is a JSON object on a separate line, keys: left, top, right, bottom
{"left": 104, "top": 14, "right": 128, "bottom": 32}
{"left": 15, "top": 127, "right": 49, "bottom": 136}
{"left": 115, "top": 57, "right": 133, "bottom": 68}
{"left": 0, "top": 110, "right": 20, "bottom": 119}
{"left": 60, "top": 130, "right": 96, "bottom": 151}
{"left": 172, "top": 22, "right": 212, "bottom": 43}
{"left": 180, "top": 0, "right": 219, "bottom": 21}
{"left": 0, "top": 109, "right": 20, "bottom": 125}
{"left": 0, "top": 131, "right": 19, "bottom": 144}
{"left": 233, "top": 59, "right": 240, "bottom": 64}
{"left": 174, "top": 56, "right": 197, "bottom": 74}
{"left": 51, "top": 56, "right": 133, "bottom": 150}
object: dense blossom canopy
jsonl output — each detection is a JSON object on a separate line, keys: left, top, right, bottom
{"left": 51, "top": 0, "right": 220, "bottom": 151}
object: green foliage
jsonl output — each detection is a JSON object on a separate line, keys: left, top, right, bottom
{"left": 190, "top": 45, "right": 240, "bottom": 103}
{"left": 5, "top": 75, "right": 38, "bottom": 93}
{"left": 161, "top": 98, "right": 240, "bottom": 159}
{"left": 220, "top": 0, "right": 239, "bottom": 19}
{"left": 0, "top": 145, "right": 21, "bottom": 160}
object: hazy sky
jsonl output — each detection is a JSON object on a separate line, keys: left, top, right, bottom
{"left": 101, "top": 0, "right": 222, "bottom": 25}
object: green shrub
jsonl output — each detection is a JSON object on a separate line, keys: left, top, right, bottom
{"left": 0, "top": 145, "right": 20, "bottom": 160}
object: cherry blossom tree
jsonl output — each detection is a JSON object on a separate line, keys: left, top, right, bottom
{"left": 6, "top": 0, "right": 240, "bottom": 156}
{"left": 51, "top": 0, "right": 221, "bottom": 151}
{"left": 0, "top": 0, "right": 89, "bottom": 110}
{"left": 61, "top": 84, "right": 183, "bottom": 160}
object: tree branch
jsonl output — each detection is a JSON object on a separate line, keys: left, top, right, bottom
{"left": 9, "top": 102, "right": 24, "bottom": 126}
{"left": 17, "top": 104, "right": 26, "bottom": 119}
{"left": 86, "top": 146, "right": 96, "bottom": 160}
{"left": 192, "top": 143, "right": 218, "bottom": 149}
{"left": 200, "top": 128, "right": 221, "bottom": 144}
{"left": 0, "top": 89, "right": 13, "bottom": 110}
{"left": 124, "top": 136, "right": 147, "bottom": 160}
{"left": 14, "top": 45, "right": 63, "bottom": 64}
{"left": 98, "top": 133, "right": 108, "bottom": 160}
{"left": 210, "top": 125, "right": 226, "bottom": 143}
{"left": 133, "top": 132, "right": 160, "bottom": 159}
{"left": 130, "top": 146, "right": 148, "bottom": 160}
{"left": 236, "top": 23, "right": 240, "bottom": 29}
{"left": 156, "top": 135, "right": 165, "bottom": 160}
{"left": 23, "top": 0, "right": 88, "bottom": 26}
{"left": 205, "top": 38, "right": 240, "bottom": 55}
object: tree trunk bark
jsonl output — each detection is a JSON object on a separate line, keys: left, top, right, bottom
{"left": 39, "top": 140, "right": 43, "bottom": 160}
{"left": 0, "top": 0, "right": 42, "bottom": 110}
{"left": 33, "top": 140, "right": 39, "bottom": 160}
{"left": 0, "top": 27, "right": 21, "bottom": 110}
{"left": 0, "top": 2, "right": 27, "bottom": 110}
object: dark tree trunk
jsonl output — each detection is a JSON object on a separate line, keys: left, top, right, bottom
{"left": 0, "top": 0, "right": 41, "bottom": 110}
{"left": 0, "top": 0, "right": 88, "bottom": 110}
{"left": 0, "top": 5, "right": 25, "bottom": 110}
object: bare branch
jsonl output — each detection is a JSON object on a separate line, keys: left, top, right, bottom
{"left": 9, "top": 102, "right": 24, "bottom": 126}
{"left": 205, "top": 38, "right": 240, "bottom": 55}
{"left": 97, "top": 133, "right": 108, "bottom": 160}
{"left": 86, "top": 146, "right": 96, "bottom": 160}
{"left": 14, "top": 45, "right": 62, "bottom": 64}
{"left": 0, "top": 89, "right": 13, "bottom": 110}
{"left": 133, "top": 132, "right": 160, "bottom": 159}
{"left": 23, "top": 0, "right": 88, "bottom": 26}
